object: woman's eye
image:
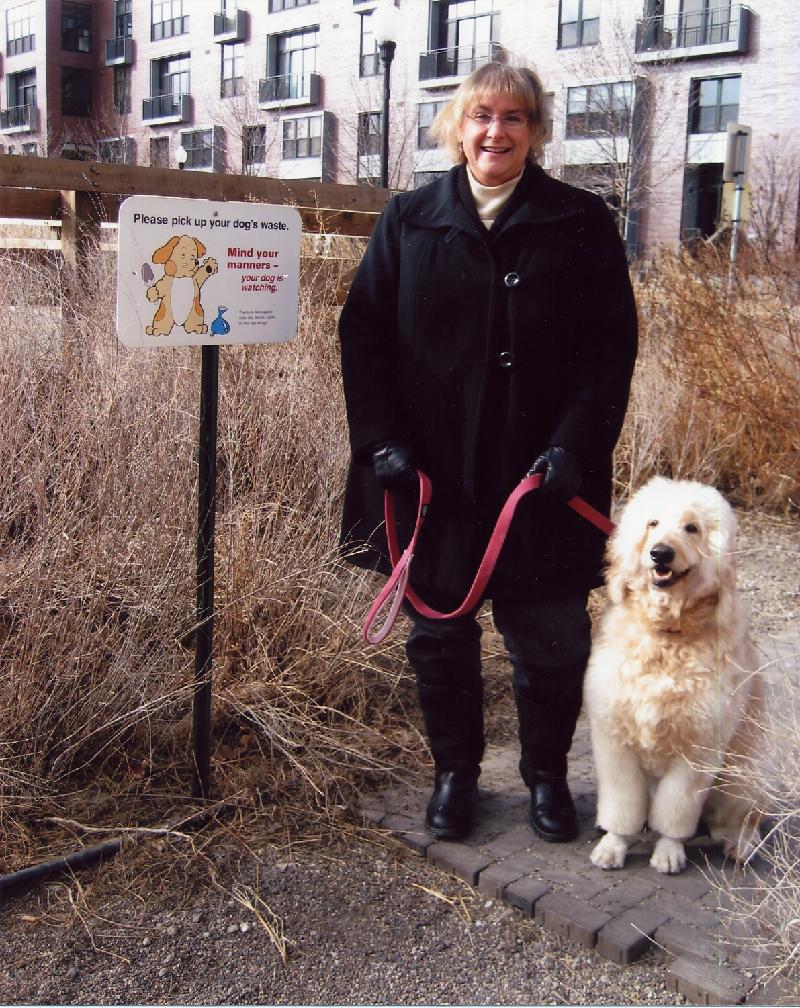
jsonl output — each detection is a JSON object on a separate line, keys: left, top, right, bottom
{"left": 648, "top": 520, "right": 659, "bottom": 528}
{"left": 685, "top": 523, "right": 699, "bottom": 533}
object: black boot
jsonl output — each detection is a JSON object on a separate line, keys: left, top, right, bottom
{"left": 513, "top": 660, "right": 584, "bottom": 844}
{"left": 406, "top": 610, "right": 485, "bottom": 841}
{"left": 425, "top": 770, "right": 479, "bottom": 839}
{"left": 528, "top": 770, "right": 578, "bottom": 842}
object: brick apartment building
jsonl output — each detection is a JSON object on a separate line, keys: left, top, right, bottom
{"left": 0, "top": 0, "right": 798, "bottom": 253}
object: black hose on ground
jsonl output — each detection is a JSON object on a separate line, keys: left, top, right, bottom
{"left": 0, "top": 800, "right": 239, "bottom": 902}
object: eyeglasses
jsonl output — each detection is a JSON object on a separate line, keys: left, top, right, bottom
{"left": 463, "top": 111, "right": 531, "bottom": 130}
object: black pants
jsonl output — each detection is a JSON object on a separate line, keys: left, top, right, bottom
{"left": 404, "top": 590, "right": 591, "bottom": 781}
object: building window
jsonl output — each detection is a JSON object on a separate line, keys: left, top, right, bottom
{"left": 558, "top": 0, "right": 599, "bottom": 48}
{"left": 282, "top": 115, "right": 321, "bottom": 159}
{"left": 155, "top": 53, "right": 190, "bottom": 100}
{"left": 62, "top": 2, "right": 92, "bottom": 53}
{"left": 62, "top": 66, "right": 92, "bottom": 117}
{"left": 417, "top": 101, "right": 446, "bottom": 150}
{"left": 442, "top": 0, "right": 494, "bottom": 76}
{"left": 359, "top": 12, "right": 378, "bottom": 77}
{"left": 689, "top": 75, "right": 740, "bottom": 134}
{"left": 151, "top": 0, "right": 188, "bottom": 41}
{"left": 150, "top": 136, "right": 170, "bottom": 168}
{"left": 8, "top": 69, "right": 37, "bottom": 109}
{"left": 678, "top": 0, "right": 732, "bottom": 47}
{"left": 357, "top": 110, "right": 381, "bottom": 185}
{"left": 566, "top": 82, "right": 632, "bottom": 139}
{"left": 221, "top": 42, "right": 244, "bottom": 98}
{"left": 6, "top": 3, "right": 35, "bottom": 56}
{"left": 99, "top": 137, "right": 132, "bottom": 164}
{"left": 114, "top": 66, "right": 132, "bottom": 115}
{"left": 115, "top": 0, "right": 133, "bottom": 38}
{"left": 269, "top": 0, "right": 318, "bottom": 10}
{"left": 243, "top": 124, "right": 266, "bottom": 166}
{"left": 181, "top": 128, "right": 214, "bottom": 169}
{"left": 276, "top": 27, "right": 318, "bottom": 82}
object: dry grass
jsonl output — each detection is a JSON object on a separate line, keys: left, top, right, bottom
{"left": 620, "top": 243, "right": 799, "bottom": 512}
{"left": 0, "top": 235, "right": 798, "bottom": 984}
{"left": 0, "top": 245, "right": 417, "bottom": 873}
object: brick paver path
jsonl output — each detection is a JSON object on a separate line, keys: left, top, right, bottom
{"left": 360, "top": 633, "right": 799, "bottom": 1006}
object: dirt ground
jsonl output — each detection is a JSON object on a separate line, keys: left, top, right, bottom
{"left": 1, "top": 510, "right": 797, "bottom": 1007}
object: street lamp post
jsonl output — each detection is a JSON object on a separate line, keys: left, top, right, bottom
{"left": 175, "top": 143, "right": 188, "bottom": 170}
{"left": 371, "top": 4, "right": 400, "bottom": 189}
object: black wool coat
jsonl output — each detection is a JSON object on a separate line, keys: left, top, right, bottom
{"left": 338, "top": 163, "right": 638, "bottom": 601}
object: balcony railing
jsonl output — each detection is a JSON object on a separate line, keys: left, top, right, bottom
{"left": 142, "top": 93, "right": 191, "bottom": 124}
{"left": 213, "top": 9, "right": 248, "bottom": 43}
{"left": 258, "top": 72, "right": 321, "bottom": 107}
{"left": 104, "top": 35, "right": 134, "bottom": 65}
{"left": 635, "top": 5, "right": 752, "bottom": 60}
{"left": 419, "top": 42, "right": 503, "bottom": 83}
{"left": 0, "top": 104, "right": 38, "bottom": 132}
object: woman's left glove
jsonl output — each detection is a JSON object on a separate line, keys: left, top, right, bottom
{"left": 371, "top": 440, "right": 419, "bottom": 491}
{"left": 527, "top": 447, "right": 581, "bottom": 502}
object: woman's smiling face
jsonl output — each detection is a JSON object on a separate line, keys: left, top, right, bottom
{"left": 457, "top": 94, "right": 533, "bottom": 187}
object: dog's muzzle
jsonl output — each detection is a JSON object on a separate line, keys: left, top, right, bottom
{"left": 644, "top": 544, "right": 689, "bottom": 588}
{"left": 650, "top": 543, "right": 689, "bottom": 589}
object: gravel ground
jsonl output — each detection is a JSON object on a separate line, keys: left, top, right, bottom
{"left": 1, "top": 510, "right": 797, "bottom": 1007}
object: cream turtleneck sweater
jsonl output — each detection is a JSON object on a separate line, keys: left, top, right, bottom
{"left": 466, "top": 167, "right": 524, "bottom": 229}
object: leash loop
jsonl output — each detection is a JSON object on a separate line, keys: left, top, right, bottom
{"left": 362, "top": 470, "right": 614, "bottom": 644}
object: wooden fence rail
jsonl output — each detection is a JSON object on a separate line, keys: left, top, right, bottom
{"left": 0, "top": 154, "right": 389, "bottom": 268}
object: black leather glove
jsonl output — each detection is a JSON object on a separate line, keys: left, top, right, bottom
{"left": 528, "top": 446, "right": 581, "bottom": 502}
{"left": 371, "top": 440, "right": 418, "bottom": 491}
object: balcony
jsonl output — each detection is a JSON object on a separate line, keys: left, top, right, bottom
{"left": 635, "top": 5, "right": 752, "bottom": 62}
{"left": 104, "top": 35, "right": 134, "bottom": 65}
{"left": 419, "top": 42, "right": 504, "bottom": 88}
{"left": 142, "top": 93, "right": 192, "bottom": 126}
{"left": 0, "top": 104, "right": 39, "bottom": 133}
{"left": 213, "top": 9, "right": 248, "bottom": 43}
{"left": 258, "top": 72, "right": 321, "bottom": 109}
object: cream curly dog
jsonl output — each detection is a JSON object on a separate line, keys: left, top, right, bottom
{"left": 145, "top": 234, "right": 218, "bottom": 337}
{"left": 585, "top": 477, "right": 764, "bottom": 875}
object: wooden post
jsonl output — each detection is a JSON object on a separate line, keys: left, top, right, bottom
{"left": 60, "top": 188, "right": 103, "bottom": 274}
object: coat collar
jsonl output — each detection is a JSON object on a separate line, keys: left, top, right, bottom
{"left": 397, "top": 163, "right": 589, "bottom": 240}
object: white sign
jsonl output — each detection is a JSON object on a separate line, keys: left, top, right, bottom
{"left": 116, "top": 196, "right": 301, "bottom": 348}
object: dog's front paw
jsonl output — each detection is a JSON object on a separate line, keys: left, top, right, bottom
{"left": 590, "top": 832, "right": 628, "bottom": 870}
{"left": 203, "top": 257, "right": 218, "bottom": 275}
{"left": 651, "top": 836, "right": 687, "bottom": 874}
{"left": 146, "top": 285, "right": 159, "bottom": 302}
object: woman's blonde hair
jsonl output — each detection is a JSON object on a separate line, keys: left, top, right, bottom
{"left": 429, "top": 61, "right": 548, "bottom": 165}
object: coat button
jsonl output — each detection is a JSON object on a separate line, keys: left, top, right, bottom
{"left": 504, "top": 271, "right": 520, "bottom": 288}
{"left": 498, "top": 351, "right": 514, "bottom": 368}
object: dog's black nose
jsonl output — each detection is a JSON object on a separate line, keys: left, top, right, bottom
{"left": 650, "top": 543, "right": 675, "bottom": 565}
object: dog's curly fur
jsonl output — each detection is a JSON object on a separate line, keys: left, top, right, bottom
{"left": 585, "top": 476, "right": 764, "bottom": 874}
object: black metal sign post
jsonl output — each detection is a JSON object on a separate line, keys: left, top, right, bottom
{"left": 192, "top": 344, "right": 219, "bottom": 799}
{"left": 117, "top": 195, "right": 302, "bottom": 799}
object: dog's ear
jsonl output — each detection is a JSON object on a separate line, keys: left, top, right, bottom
{"left": 709, "top": 492, "right": 738, "bottom": 593}
{"left": 193, "top": 238, "right": 207, "bottom": 257}
{"left": 605, "top": 478, "right": 663, "bottom": 603}
{"left": 605, "top": 542, "right": 629, "bottom": 604}
{"left": 152, "top": 236, "right": 181, "bottom": 266}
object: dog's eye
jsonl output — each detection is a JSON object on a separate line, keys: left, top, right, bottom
{"left": 685, "top": 523, "right": 699, "bottom": 533}
{"left": 647, "top": 520, "right": 659, "bottom": 528}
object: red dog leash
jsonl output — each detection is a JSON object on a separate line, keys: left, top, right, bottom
{"left": 363, "top": 471, "right": 616, "bottom": 644}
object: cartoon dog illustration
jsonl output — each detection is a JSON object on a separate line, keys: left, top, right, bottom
{"left": 145, "top": 235, "right": 218, "bottom": 337}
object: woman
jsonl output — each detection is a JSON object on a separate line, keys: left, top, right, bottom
{"left": 338, "top": 62, "right": 637, "bottom": 843}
